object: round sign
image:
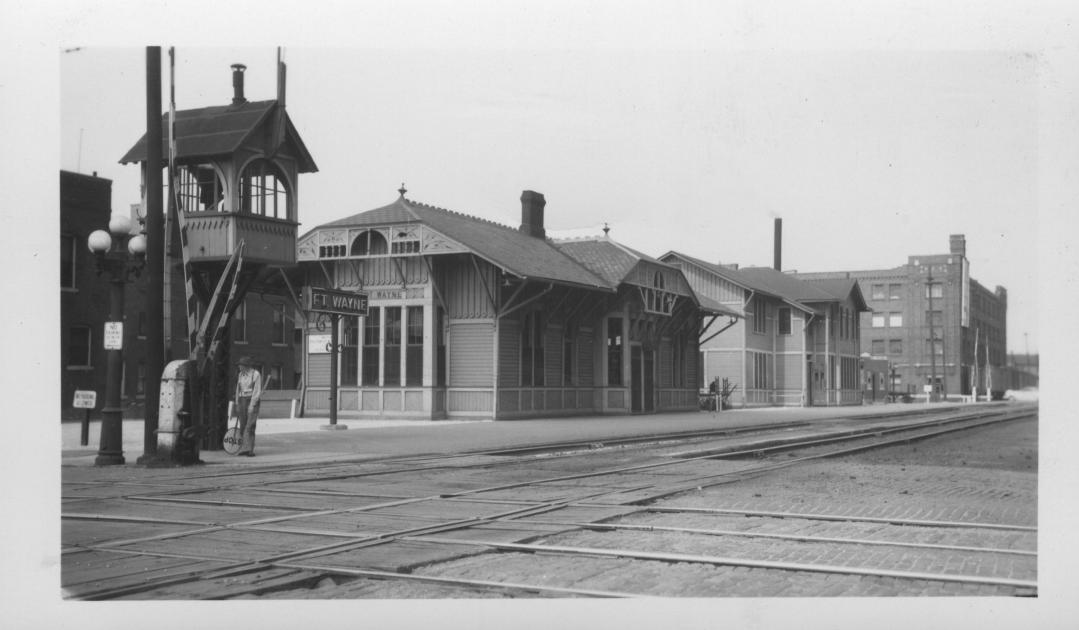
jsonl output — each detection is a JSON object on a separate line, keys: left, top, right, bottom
{"left": 222, "top": 427, "right": 242, "bottom": 455}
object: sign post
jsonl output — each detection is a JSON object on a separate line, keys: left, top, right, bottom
{"left": 304, "top": 287, "right": 368, "bottom": 431}
{"left": 73, "top": 390, "right": 97, "bottom": 446}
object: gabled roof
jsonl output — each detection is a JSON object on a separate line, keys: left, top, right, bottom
{"left": 119, "top": 100, "right": 317, "bottom": 172}
{"left": 554, "top": 238, "right": 741, "bottom": 318}
{"left": 553, "top": 238, "right": 665, "bottom": 287}
{"left": 661, "top": 251, "right": 815, "bottom": 314}
{"left": 738, "top": 267, "right": 870, "bottom": 312}
{"left": 310, "top": 195, "right": 611, "bottom": 291}
{"left": 796, "top": 276, "right": 870, "bottom": 311}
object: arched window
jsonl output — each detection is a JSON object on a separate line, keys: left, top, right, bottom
{"left": 177, "top": 164, "right": 225, "bottom": 213}
{"left": 350, "top": 230, "right": 388, "bottom": 256}
{"left": 240, "top": 159, "right": 290, "bottom": 219}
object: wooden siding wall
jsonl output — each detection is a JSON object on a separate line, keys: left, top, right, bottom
{"left": 677, "top": 262, "right": 743, "bottom": 303}
{"left": 578, "top": 328, "right": 595, "bottom": 387}
{"left": 437, "top": 255, "right": 497, "bottom": 319}
{"left": 449, "top": 320, "right": 494, "bottom": 387}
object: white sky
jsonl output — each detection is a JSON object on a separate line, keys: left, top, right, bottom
{"left": 56, "top": 17, "right": 1054, "bottom": 354}
{"left": 6, "top": 1, "right": 1079, "bottom": 627}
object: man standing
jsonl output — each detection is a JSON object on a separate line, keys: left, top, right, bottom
{"left": 234, "top": 356, "right": 262, "bottom": 457}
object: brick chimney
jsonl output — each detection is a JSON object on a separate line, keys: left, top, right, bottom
{"left": 231, "top": 64, "right": 247, "bottom": 105}
{"left": 949, "top": 234, "right": 966, "bottom": 258}
{"left": 520, "top": 190, "right": 546, "bottom": 239}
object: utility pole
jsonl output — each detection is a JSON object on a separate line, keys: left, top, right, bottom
{"left": 138, "top": 46, "right": 164, "bottom": 463}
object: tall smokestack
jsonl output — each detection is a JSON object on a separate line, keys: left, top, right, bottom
{"left": 231, "top": 63, "right": 247, "bottom": 104}
{"left": 773, "top": 217, "right": 782, "bottom": 271}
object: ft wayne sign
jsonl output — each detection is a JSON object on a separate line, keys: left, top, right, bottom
{"left": 304, "top": 286, "right": 369, "bottom": 317}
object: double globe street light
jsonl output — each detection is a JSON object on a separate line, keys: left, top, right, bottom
{"left": 87, "top": 214, "right": 146, "bottom": 466}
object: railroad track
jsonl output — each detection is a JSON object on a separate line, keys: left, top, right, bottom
{"left": 61, "top": 405, "right": 1037, "bottom": 599}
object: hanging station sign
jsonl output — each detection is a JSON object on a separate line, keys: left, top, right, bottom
{"left": 304, "top": 286, "right": 369, "bottom": 317}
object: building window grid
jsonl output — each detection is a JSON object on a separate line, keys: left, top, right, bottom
{"left": 240, "top": 159, "right": 288, "bottom": 219}
{"left": 889, "top": 284, "right": 903, "bottom": 300}
{"left": 870, "top": 284, "right": 885, "bottom": 300}
{"left": 177, "top": 164, "right": 224, "bottom": 213}
{"left": 888, "top": 312, "right": 903, "bottom": 327}
{"left": 778, "top": 307, "right": 792, "bottom": 336}
{"left": 752, "top": 298, "right": 767, "bottom": 334}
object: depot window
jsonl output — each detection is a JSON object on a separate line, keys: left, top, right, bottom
{"left": 384, "top": 307, "right": 402, "bottom": 387}
{"left": 752, "top": 298, "right": 767, "bottom": 334}
{"left": 361, "top": 309, "right": 380, "bottom": 386}
{"left": 778, "top": 307, "right": 792, "bottom": 335}
{"left": 342, "top": 317, "right": 359, "bottom": 385}
{"left": 888, "top": 312, "right": 903, "bottom": 327}
{"left": 406, "top": 306, "right": 424, "bottom": 386}
{"left": 870, "top": 284, "right": 885, "bottom": 300}
{"left": 872, "top": 313, "right": 885, "bottom": 328}
{"left": 178, "top": 164, "right": 225, "bottom": 212}
{"left": 240, "top": 159, "right": 289, "bottom": 219}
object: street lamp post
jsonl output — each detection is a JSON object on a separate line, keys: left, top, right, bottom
{"left": 88, "top": 214, "right": 146, "bottom": 466}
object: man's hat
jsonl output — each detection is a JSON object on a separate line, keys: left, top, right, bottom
{"left": 237, "top": 356, "right": 256, "bottom": 367}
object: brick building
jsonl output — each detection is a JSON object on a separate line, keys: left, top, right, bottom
{"left": 797, "top": 234, "right": 1009, "bottom": 399}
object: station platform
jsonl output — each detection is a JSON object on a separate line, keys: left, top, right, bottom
{"left": 60, "top": 402, "right": 960, "bottom": 470}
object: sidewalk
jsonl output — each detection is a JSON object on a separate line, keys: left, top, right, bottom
{"left": 60, "top": 403, "right": 923, "bottom": 469}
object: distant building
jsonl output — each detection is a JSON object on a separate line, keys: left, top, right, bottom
{"left": 61, "top": 170, "right": 117, "bottom": 420}
{"left": 796, "top": 234, "right": 1010, "bottom": 399}
{"left": 296, "top": 190, "right": 732, "bottom": 419}
{"left": 660, "top": 252, "right": 869, "bottom": 407}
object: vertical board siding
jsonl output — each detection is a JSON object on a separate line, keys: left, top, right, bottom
{"left": 545, "top": 327, "right": 562, "bottom": 386}
{"left": 449, "top": 321, "right": 494, "bottom": 387}
{"left": 438, "top": 256, "right": 497, "bottom": 319}
{"left": 448, "top": 390, "right": 493, "bottom": 413}
{"left": 577, "top": 329, "right": 595, "bottom": 387}
{"left": 658, "top": 340, "right": 673, "bottom": 388}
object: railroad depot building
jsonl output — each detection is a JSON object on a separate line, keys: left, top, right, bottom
{"left": 796, "top": 234, "right": 1010, "bottom": 399}
{"left": 296, "top": 190, "right": 736, "bottom": 420}
{"left": 660, "top": 251, "right": 869, "bottom": 407}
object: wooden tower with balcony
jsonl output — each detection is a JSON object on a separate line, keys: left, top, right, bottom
{"left": 120, "top": 60, "right": 317, "bottom": 451}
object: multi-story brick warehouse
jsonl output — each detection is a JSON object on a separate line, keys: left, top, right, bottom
{"left": 60, "top": 170, "right": 301, "bottom": 422}
{"left": 797, "top": 234, "right": 1009, "bottom": 399}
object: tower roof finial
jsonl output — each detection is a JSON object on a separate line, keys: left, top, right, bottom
{"left": 398, "top": 183, "right": 407, "bottom": 197}
{"left": 602, "top": 222, "right": 610, "bottom": 236}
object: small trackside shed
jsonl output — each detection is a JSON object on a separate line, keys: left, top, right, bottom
{"left": 298, "top": 189, "right": 726, "bottom": 420}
